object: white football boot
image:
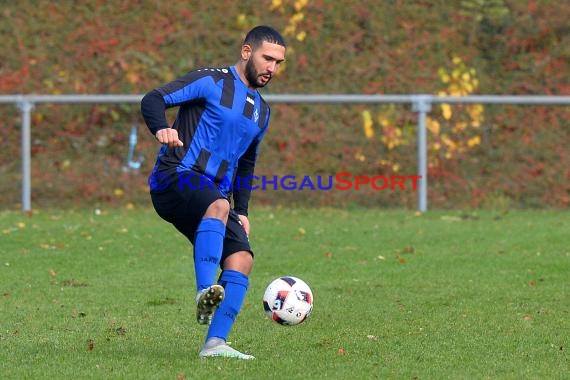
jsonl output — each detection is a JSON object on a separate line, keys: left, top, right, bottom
{"left": 199, "top": 337, "right": 255, "bottom": 360}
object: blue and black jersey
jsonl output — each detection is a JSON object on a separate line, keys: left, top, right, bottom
{"left": 141, "top": 66, "right": 270, "bottom": 215}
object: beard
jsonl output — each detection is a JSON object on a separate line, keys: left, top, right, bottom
{"left": 245, "top": 59, "right": 270, "bottom": 88}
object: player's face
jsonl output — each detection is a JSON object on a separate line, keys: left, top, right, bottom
{"left": 244, "top": 41, "right": 286, "bottom": 88}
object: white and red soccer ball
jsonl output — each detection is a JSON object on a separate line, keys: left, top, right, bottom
{"left": 263, "top": 276, "right": 313, "bottom": 326}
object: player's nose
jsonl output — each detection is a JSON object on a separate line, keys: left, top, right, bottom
{"left": 266, "top": 61, "right": 277, "bottom": 74}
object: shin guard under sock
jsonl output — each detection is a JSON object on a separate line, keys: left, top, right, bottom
{"left": 193, "top": 218, "right": 226, "bottom": 291}
{"left": 206, "top": 270, "right": 249, "bottom": 342}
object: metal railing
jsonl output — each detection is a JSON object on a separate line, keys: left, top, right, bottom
{"left": 1, "top": 94, "right": 569, "bottom": 212}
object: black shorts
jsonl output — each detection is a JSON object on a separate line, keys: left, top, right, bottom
{"left": 150, "top": 170, "right": 253, "bottom": 264}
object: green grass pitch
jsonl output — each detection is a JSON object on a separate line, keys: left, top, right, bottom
{"left": 1, "top": 207, "right": 568, "bottom": 379}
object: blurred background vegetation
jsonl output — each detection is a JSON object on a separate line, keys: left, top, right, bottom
{"left": 0, "top": 0, "right": 568, "bottom": 210}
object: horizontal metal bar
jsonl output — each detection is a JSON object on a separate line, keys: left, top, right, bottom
{"left": 0, "top": 94, "right": 143, "bottom": 104}
{"left": 263, "top": 94, "right": 415, "bottom": 103}
{"left": 430, "top": 95, "right": 570, "bottom": 105}
{"left": 267, "top": 94, "right": 570, "bottom": 105}
{"left": 2, "top": 94, "right": 570, "bottom": 105}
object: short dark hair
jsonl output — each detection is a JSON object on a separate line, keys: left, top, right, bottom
{"left": 243, "top": 25, "right": 286, "bottom": 49}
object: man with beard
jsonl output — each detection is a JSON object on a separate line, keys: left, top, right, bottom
{"left": 141, "top": 25, "right": 286, "bottom": 359}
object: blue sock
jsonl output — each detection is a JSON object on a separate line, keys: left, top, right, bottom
{"left": 193, "top": 218, "right": 226, "bottom": 292}
{"left": 206, "top": 270, "right": 249, "bottom": 342}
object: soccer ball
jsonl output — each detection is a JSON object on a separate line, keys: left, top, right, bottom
{"left": 262, "top": 276, "right": 314, "bottom": 326}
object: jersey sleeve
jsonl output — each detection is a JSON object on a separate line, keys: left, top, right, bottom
{"left": 141, "top": 70, "right": 213, "bottom": 135}
{"left": 140, "top": 89, "right": 170, "bottom": 135}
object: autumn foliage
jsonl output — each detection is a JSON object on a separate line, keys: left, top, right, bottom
{"left": 0, "top": 1, "right": 568, "bottom": 209}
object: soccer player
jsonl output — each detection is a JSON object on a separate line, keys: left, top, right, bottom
{"left": 140, "top": 26, "right": 286, "bottom": 359}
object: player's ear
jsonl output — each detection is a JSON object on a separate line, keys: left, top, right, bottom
{"left": 241, "top": 44, "right": 252, "bottom": 61}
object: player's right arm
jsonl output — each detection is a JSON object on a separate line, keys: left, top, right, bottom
{"left": 140, "top": 90, "right": 183, "bottom": 148}
{"left": 141, "top": 70, "right": 212, "bottom": 148}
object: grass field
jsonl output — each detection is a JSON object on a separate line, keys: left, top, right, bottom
{"left": 1, "top": 207, "right": 568, "bottom": 379}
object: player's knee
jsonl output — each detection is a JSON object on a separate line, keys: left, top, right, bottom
{"left": 205, "top": 198, "right": 230, "bottom": 222}
{"left": 223, "top": 251, "right": 254, "bottom": 275}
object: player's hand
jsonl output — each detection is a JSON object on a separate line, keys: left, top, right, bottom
{"left": 238, "top": 214, "right": 250, "bottom": 237}
{"left": 155, "top": 128, "right": 183, "bottom": 147}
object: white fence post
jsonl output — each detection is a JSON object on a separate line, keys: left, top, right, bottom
{"left": 17, "top": 100, "right": 34, "bottom": 213}
{"left": 412, "top": 95, "right": 432, "bottom": 213}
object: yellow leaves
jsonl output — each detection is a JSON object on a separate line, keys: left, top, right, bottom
{"left": 440, "top": 55, "right": 479, "bottom": 98}
{"left": 273, "top": 0, "right": 308, "bottom": 12}
{"left": 427, "top": 118, "right": 440, "bottom": 135}
{"left": 361, "top": 110, "right": 374, "bottom": 139}
{"left": 453, "top": 122, "right": 468, "bottom": 133}
{"left": 359, "top": 54, "right": 484, "bottom": 167}
{"left": 283, "top": 24, "right": 296, "bottom": 36}
{"left": 354, "top": 152, "right": 366, "bottom": 162}
{"left": 467, "top": 136, "right": 481, "bottom": 147}
{"left": 441, "top": 104, "right": 452, "bottom": 120}
{"left": 377, "top": 109, "right": 404, "bottom": 149}
{"left": 109, "top": 110, "right": 120, "bottom": 121}
{"left": 294, "top": 0, "right": 308, "bottom": 11}
{"left": 378, "top": 159, "right": 400, "bottom": 172}
{"left": 441, "top": 134, "right": 457, "bottom": 150}
{"left": 381, "top": 126, "right": 406, "bottom": 151}
{"left": 437, "top": 67, "right": 450, "bottom": 83}
{"left": 467, "top": 104, "right": 484, "bottom": 126}
{"left": 270, "top": 0, "right": 309, "bottom": 42}
{"left": 427, "top": 54, "right": 485, "bottom": 162}
{"left": 451, "top": 68, "right": 461, "bottom": 80}
{"left": 126, "top": 71, "right": 139, "bottom": 85}
{"left": 290, "top": 12, "right": 304, "bottom": 23}
{"left": 236, "top": 13, "right": 248, "bottom": 28}
{"left": 163, "top": 69, "right": 175, "bottom": 82}
{"left": 270, "top": 0, "right": 283, "bottom": 11}
{"left": 361, "top": 106, "right": 407, "bottom": 152}
{"left": 379, "top": 116, "right": 390, "bottom": 128}
{"left": 469, "top": 104, "right": 484, "bottom": 117}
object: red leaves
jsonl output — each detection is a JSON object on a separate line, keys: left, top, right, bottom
{"left": 88, "top": 37, "right": 120, "bottom": 56}
{"left": 0, "top": 64, "right": 30, "bottom": 91}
